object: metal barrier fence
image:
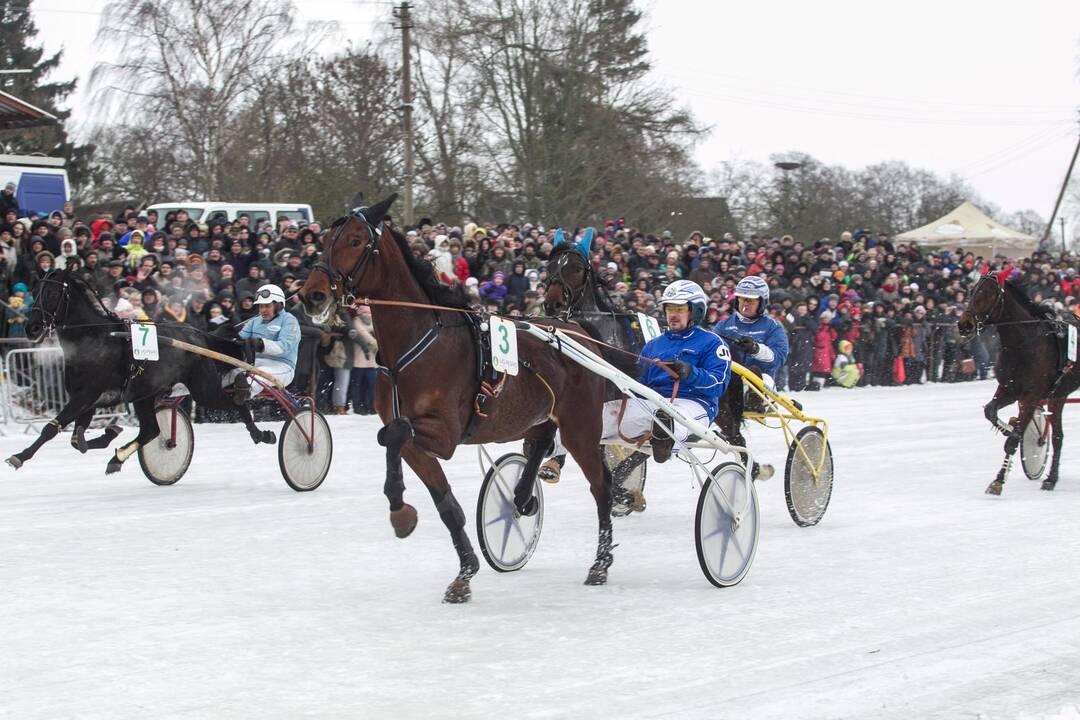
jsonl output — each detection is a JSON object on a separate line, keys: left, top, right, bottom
{"left": 0, "top": 344, "right": 130, "bottom": 431}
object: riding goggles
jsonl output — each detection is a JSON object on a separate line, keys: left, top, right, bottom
{"left": 663, "top": 302, "right": 691, "bottom": 315}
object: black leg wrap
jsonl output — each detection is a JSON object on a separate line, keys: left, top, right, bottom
{"left": 377, "top": 418, "right": 414, "bottom": 449}
{"left": 1004, "top": 431, "right": 1021, "bottom": 455}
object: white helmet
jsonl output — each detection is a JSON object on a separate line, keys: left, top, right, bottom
{"left": 734, "top": 275, "right": 768, "bottom": 319}
{"left": 254, "top": 283, "right": 286, "bottom": 305}
{"left": 659, "top": 279, "right": 708, "bottom": 323}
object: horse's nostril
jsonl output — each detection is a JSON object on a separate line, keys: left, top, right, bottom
{"left": 309, "top": 291, "right": 326, "bottom": 305}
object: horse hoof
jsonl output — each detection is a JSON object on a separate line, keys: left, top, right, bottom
{"left": 584, "top": 567, "right": 608, "bottom": 586}
{"left": 1041, "top": 480, "right": 1057, "bottom": 491}
{"left": 6, "top": 456, "right": 22, "bottom": 470}
{"left": 262, "top": 431, "right": 277, "bottom": 444}
{"left": 105, "top": 459, "right": 123, "bottom": 475}
{"left": 72, "top": 437, "right": 88, "bottom": 454}
{"left": 517, "top": 496, "right": 539, "bottom": 517}
{"left": 442, "top": 577, "right": 472, "bottom": 604}
{"left": 985, "top": 480, "right": 1003, "bottom": 496}
{"left": 753, "top": 463, "right": 775, "bottom": 482}
{"left": 390, "top": 504, "right": 418, "bottom": 538}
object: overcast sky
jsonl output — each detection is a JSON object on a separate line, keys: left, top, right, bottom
{"left": 29, "top": 0, "right": 1080, "bottom": 220}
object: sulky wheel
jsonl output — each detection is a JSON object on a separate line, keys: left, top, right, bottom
{"left": 476, "top": 452, "right": 544, "bottom": 572}
{"left": 1021, "top": 407, "right": 1049, "bottom": 481}
{"left": 784, "top": 426, "right": 834, "bottom": 527}
{"left": 695, "top": 461, "right": 760, "bottom": 588}
{"left": 278, "top": 409, "right": 333, "bottom": 492}
{"left": 138, "top": 406, "right": 194, "bottom": 486}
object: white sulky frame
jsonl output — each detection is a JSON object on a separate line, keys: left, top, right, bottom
{"left": 516, "top": 321, "right": 756, "bottom": 523}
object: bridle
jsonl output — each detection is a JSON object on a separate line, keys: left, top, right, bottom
{"left": 29, "top": 271, "right": 73, "bottom": 338}
{"left": 963, "top": 275, "right": 1005, "bottom": 336}
{"left": 546, "top": 249, "right": 593, "bottom": 316}
{"left": 309, "top": 208, "right": 383, "bottom": 305}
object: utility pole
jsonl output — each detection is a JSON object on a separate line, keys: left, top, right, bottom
{"left": 1043, "top": 113, "right": 1080, "bottom": 250}
{"left": 393, "top": 2, "right": 415, "bottom": 226}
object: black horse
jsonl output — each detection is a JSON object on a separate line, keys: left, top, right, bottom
{"left": 958, "top": 273, "right": 1080, "bottom": 494}
{"left": 8, "top": 267, "right": 274, "bottom": 474}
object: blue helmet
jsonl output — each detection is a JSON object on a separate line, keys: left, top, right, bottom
{"left": 734, "top": 275, "right": 769, "bottom": 319}
{"left": 659, "top": 279, "right": 709, "bottom": 324}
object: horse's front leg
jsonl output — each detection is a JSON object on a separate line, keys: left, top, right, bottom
{"left": 400, "top": 442, "right": 478, "bottom": 604}
{"left": 983, "top": 386, "right": 1017, "bottom": 436}
{"left": 987, "top": 398, "right": 1036, "bottom": 496}
{"left": 106, "top": 397, "right": 159, "bottom": 475}
{"left": 7, "top": 390, "right": 99, "bottom": 469}
{"left": 378, "top": 418, "right": 418, "bottom": 538}
{"left": 69, "top": 408, "right": 95, "bottom": 454}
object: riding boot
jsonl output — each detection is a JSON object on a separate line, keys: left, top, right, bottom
{"left": 650, "top": 411, "right": 675, "bottom": 463}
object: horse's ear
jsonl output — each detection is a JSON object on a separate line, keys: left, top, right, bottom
{"left": 576, "top": 228, "right": 594, "bottom": 256}
{"left": 553, "top": 228, "right": 565, "bottom": 247}
{"left": 361, "top": 193, "right": 398, "bottom": 224}
{"left": 347, "top": 191, "right": 364, "bottom": 212}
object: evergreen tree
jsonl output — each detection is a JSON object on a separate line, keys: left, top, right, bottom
{"left": 0, "top": 0, "right": 93, "bottom": 188}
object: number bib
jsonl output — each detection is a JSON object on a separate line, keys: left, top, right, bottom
{"left": 637, "top": 312, "right": 662, "bottom": 342}
{"left": 489, "top": 316, "right": 519, "bottom": 376}
{"left": 131, "top": 323, "right": 160, "bottom": 361}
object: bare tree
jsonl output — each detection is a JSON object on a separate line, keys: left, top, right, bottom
{"left": 90, "top": 0, "right": 303, "bottom": 198}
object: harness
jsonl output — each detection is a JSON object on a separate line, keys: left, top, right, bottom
{"left": 31, "top": 270, "right": 145, "bottom": 399}
{"left": 318, "top": 210, "right": 507, "bottom": 437}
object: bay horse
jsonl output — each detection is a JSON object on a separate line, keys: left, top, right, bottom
{"left": 958, "top": 273, "right": 1080, "bottom": 494}
{"left": 298, "top": 194, "right": 614, "bottom": 603}
{"left": 9, "top": 267, "right": 275, "bottom": 473}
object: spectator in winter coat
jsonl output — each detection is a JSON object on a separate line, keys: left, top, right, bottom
{"left": 505, "top": 260, "right": 530, "bottom": 308}
{"left": 787, "top": 302, "right": 816, "bottom": 391}
{"left": 810, "top": 309, "right": 838, "bottom": 389}
{"left": 831, "top": 339, "right": 860, "bottom": 388}
{"left": 479, "top": 271, "right": 508, "bottom": 305}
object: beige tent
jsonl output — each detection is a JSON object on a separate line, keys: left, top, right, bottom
{"left": 895, "top": 201, "right": 1038, "bottom": 259}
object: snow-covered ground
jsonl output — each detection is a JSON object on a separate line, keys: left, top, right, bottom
{"left": 1, "top": 380, "right": 1079, "bottom": 719}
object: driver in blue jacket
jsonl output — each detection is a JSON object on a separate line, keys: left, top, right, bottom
{"left": 714, "top": 275, "right": 789, "bottom": 396}
{"left": 225, "top": 283, "right": 301, "bottom": 404}
{"left": 539, "top": 280, "right": 732, "bottom": 514}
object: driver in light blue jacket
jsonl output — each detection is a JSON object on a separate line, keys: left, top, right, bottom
{"left": 226, "top": 283, "right": 301, "bottom": 404}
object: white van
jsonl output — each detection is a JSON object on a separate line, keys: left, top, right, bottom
{"left": 146, "top": 202, "right": 315, "bottom": 230}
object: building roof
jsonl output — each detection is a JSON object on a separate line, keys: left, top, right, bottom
{"left": 0, "top": 90, "right": 58, "bottom": 130}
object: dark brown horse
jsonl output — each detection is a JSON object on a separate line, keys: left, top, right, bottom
{"left": 298, "top": 195, "right": 614, "bottom": 603}
{"left": 958, "top": 273, "right": 1080, "bottom": 494}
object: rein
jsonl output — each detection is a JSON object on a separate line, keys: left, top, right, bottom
{"left": 348, "top": 295, "right": 680, "bottom": 382}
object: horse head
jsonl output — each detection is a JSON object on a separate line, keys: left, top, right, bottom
{"left": 300, "top": 193, "right": 397, "bottom": 324}
{"left": 25, "top": 266, "right": 75, "bottom": 342}
{"left": 957, "top": 273, "right": 1006, "bottom": 338}
{"left": 544, "top": 228, "right": 595, "bottom": 315}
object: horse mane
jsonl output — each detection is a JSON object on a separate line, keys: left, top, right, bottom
{"left": 1003, "top": 280, "right": 1056, "bottom": 322}
{"left": 49, "top": 269, "right": 117, "bottom": 321}
{"left": 548, "top": 244, "right": 616, "bottom": 313}
{"left": 387, "top": 225, "right": 469, "bottom": 309}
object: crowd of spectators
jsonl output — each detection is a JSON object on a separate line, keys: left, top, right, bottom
{"left": 2, "top": 178, "right": 1078, "bottom": 412}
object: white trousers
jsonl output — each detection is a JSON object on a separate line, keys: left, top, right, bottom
{"left": 223, "top": 359, "right": 294, "bottom": 399}
{"left": 552, "top": 397, "right": 710, "bottom": 455}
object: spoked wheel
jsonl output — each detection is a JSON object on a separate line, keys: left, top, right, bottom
{"left": 278, "top": 409, "right": 333, "bottom": 492}
{"left": 138, "top": 406, "right": 194, "bottom": 486}
{"left": 1021, "top": 407, "right": 1050, "bottom": 481}
{"left": 476, "top": 452, "right": 544, "bottom": 572}
{"left": 784, "top": 426, "right": 834, "bottom": 527}
{"left": 695, "top": 461, "right": 760, "bottom": 588}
